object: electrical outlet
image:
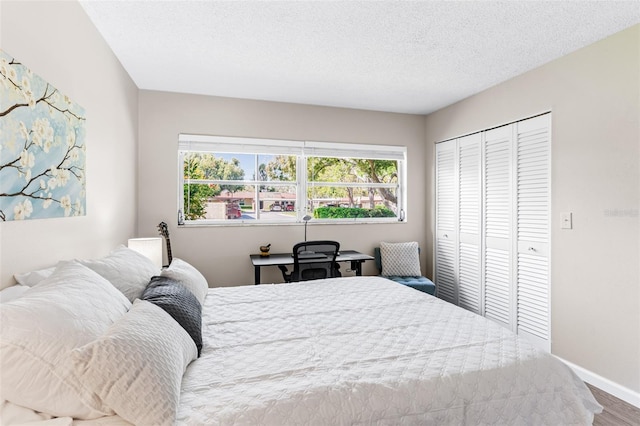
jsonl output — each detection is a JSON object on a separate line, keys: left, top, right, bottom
{"left": 561, "top": 212, "right": 572, "bottom": 229}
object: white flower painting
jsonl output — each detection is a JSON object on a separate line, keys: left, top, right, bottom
{"left": 0, "top": 50, "right": 86, "bottom": 221}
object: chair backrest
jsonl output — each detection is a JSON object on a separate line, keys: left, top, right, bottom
{"left": 292, "top": 240, "right": 340, "bottom": 282}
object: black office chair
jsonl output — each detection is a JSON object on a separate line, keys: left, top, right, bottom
{"left": 279, "top": 240, "right": 341, "bottom": 282}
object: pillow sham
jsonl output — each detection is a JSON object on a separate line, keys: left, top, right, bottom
{"left": 160, "top": 258, "right": 208, "bottom": 305}
{"left": 380, "top": 241, "right": 422, "bottom": 277}
{"left": 142, "top": 276, "right": 203, "bottom": 356}
{"left": 77, "top": 245, "right": 160, "bottom": 302}
{"left": 13, "top": 266, "right": 55, "bottom": 287}
{"left": 0, "top": 284, "right": 29, "bottom": 303}
{"left": 0, "top": 400, "right": 56, "bottom": 424}
{"left": 0, "top": 261, "right": 131, "bottom": 419}
{"left": 73, "top": 299, "right": 198, "bottom": 426}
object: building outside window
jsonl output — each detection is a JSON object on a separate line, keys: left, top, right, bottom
{"left": 178, "top": 135, "right": 407, "bottom": 225}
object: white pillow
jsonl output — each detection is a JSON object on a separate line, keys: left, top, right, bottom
{"left": 0, "top": 285, "right": 30, "bottom": 303}
{"left": 77, "top": 245, "right": 160, "bottom": 302}
{"left": 14, "top": 266, "right": 55, "bottom": 286}
{"left": 380, "top": 241, "right": 422, "bottom": 277}
{"left": 0, "top": 261, "right": 131, "bottom": 419}
{"left": 73, "top": 299, "right": 198, "bottom": 426}
{"left": 0, "top": 400, "right": 55, "bottom": 424}
{"left": 160, "top": 258, "right": 209, "bottom": 305}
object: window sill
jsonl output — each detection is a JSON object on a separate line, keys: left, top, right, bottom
{"left": 178, "top": 218, "right": 407, "bottom": 228}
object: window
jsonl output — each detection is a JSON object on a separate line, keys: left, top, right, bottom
{"left": 178, "top": 135, "right": 406, "bottom": 225}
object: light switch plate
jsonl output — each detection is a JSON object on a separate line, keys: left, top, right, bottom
{"left": 561, "top": 212, "right": 572, "bottom": 229}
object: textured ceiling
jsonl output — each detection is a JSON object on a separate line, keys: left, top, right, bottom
{"left": 79, "top": 0, "right": 640, "bottom": 114}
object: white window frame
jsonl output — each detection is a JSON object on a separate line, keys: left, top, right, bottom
{"left": 178, "top": 134, "right": 407, "bottom": 226}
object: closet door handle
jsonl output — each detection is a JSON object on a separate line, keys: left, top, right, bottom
{"left": 528, "top": 247, "right": 537, "bottom": 252}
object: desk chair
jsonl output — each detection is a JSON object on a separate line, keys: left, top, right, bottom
{"left": 374, "top": 243, "right": 436, "bottom": 295}
{"left": 279, "top": 240, "right": 341, "bottom": 282}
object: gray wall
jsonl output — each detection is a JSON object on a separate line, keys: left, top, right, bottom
{"left": 0, "top": 1, "right": 139, "bottom": 286}
{"left": 137, "top": 91, "right": 427, "bottom": 286}
{"left": 424, "top": 25, "right": 639, "bottom": 393}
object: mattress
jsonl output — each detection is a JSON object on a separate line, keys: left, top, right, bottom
{"left": 177, "top": 276, "right": 601, "bottom": 425}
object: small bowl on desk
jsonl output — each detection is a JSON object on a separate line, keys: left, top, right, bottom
{"left": 259, "top": 244, "right": 271, "bottom": 257}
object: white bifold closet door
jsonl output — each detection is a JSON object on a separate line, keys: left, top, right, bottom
{"left": 515, "top": 114, "right": 551, "bottom": 351}
{"left": 435, "top": 135, "right": 482, "bottom": 311}
{"left": 434, "top": 140, "right": 457, "bottom": 304}
{"left": 483, "top": 125, "right": 513, "bottom": 328}
{"left": 434, "top": 113, "right": 550, "bottom": 352}
{"left": 457, "top": 134, "right": 482, "bottom": 314}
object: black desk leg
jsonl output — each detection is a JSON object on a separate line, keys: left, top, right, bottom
{"left": 254, "top": 266, "right": 261, "bottom": 285}
{"left": 351, "top": 260, "right": 363, "bottom": 276}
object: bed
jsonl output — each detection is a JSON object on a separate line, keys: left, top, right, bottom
{"left": 1, "top": 247, "right": 602, "bottom": 425}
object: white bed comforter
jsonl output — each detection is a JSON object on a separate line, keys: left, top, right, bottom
{"left": 177, "top": 276, "right": 601, "bottom": 425}
{"left": 3, "top": 276, "right": 601, "bottom": 425}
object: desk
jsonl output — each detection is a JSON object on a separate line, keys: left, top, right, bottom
{"left": 249, "top": 250, "right": 374, "bottom": 284}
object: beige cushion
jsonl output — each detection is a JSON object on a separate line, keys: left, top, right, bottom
{"left": 380, "top": 241, "right": 421, "bottom": 277}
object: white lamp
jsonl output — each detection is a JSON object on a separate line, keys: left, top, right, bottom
{"left": 128, "top": 237, "right": 163, "bottom": 270}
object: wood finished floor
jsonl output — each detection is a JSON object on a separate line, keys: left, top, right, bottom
{"left": 588, "top": 384, "right": 640, "bottom": 426}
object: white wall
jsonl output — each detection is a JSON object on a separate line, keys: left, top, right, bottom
{"left": 0, "top": 1, "right": 139, "bottom": 287}
{"left": 137, "top": 91, "right": 426, "bottom": 286}
{"left": 425, "top": 25, "right": 640, "bottom": 394}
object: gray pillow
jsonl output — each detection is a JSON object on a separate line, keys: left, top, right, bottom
{"left": 141, "top": 276, "right": 203, "bottom": 356}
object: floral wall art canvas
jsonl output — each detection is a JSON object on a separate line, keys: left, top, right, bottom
{"left": 0, "top": 50, "right": 86, "bottom": 221}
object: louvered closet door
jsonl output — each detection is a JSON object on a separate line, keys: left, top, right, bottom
{"left": 457, "top": 134, "right": 482, "bottom": 314}
{"left": 435, "top": 140, "right": 457, "bottom": 304}
{"left": 516, "top": 114, "right": 551, "bottom": 352}
{"left": 483, "top": 125, "right": 514, "bottom": 329}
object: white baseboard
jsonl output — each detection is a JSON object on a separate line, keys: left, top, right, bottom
{"left": 556, "top": 357, "right": 640, "bottom": 409}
